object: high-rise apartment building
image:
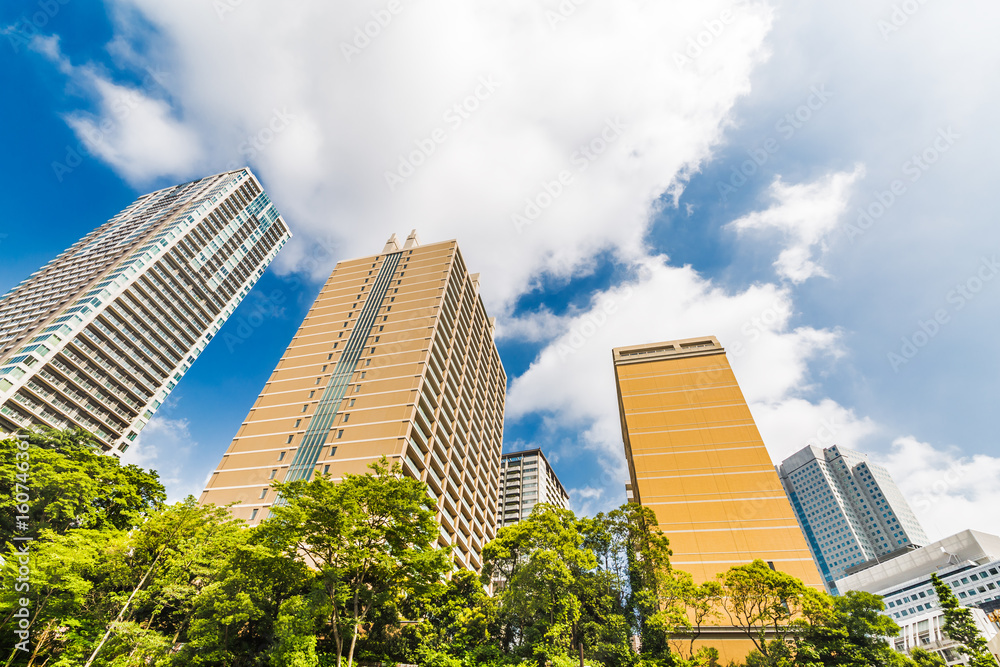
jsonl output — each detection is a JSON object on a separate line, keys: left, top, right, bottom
{"left": 0, "top": 169, "right": 290, "bottom": 452}
{"left": 614, "top": 336, "right": 823, "bottom": 662}
{"left": 778, "top": 444, "right": 930, "bottom": 593}
{"left": 497, "top": 448, "right": 569, "bottom": 527}
{"left": 200, "top": 231, "right": 506, "bottom": 571}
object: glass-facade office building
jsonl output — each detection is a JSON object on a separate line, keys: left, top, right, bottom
{"left": 778, "top": 444, "right": 929, "bottom": 593}
{"left": 0, "top": 169, "right": 290, "bottom": 452}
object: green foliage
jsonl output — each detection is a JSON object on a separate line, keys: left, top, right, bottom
{"left": 909, "top": 647, "right": 946, "bottom": 667}
{"left": 793, "top": 590, "right": 904, "bottom": 667}
{"left": 930, "top": 574, "right": 999, "bottom": 667}
{"left": 267, "top": 457, "right": 451, "bottom": 667}
{"left": 0, "top": 430, "right": 165, "bottom": 541}
{"left": 717, "top": 559, "right": 811, "bottom": 662}
{"left": 2, "top": 428, "right": 953, "bottom": 667}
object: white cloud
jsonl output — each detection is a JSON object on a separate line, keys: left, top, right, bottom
{"left": 505, "top": 252, "right": 847, "bottom": 512}
{"left": 878, "top": 436, "right": 1000, "bottom": 541}
{"left": 30, "top": 35, "right": 202, "bottom": 185}
{"left": 728, "top": 166, "right": 864, "bottom": 283}
{"left": 50, "top": 0, "right": 777, "bottom": 310}
{"left": 121, "top": 416, "right": 202, "bottom": 503}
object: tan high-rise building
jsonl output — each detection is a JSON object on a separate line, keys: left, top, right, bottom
{"left": 200, "top": 231, "right": 506, "bottom": 571}
{"left": 613, "top": 336, "right": 823, "bottom": 660}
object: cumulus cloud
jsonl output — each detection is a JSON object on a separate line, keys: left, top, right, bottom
{"left": 878, "top": 436, "right": 1000, "bottom": 541}
{"left": 505, "top": 252, "right": 848, "bottom": 512}
{"left": 30, "top": 35, "right": 202, "bottom": 185}
{"left": 728, "top": 166, "right": 864, "bottom": 283}
{"left": 121, "top": 416, "right": 202, "bottom": 502}
{"left": 43, "top": 0, "right": 777, "bottom": 309}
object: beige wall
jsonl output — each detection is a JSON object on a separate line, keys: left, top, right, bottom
{"left": 201, "top": 237, "right": 505, "bottom": 571}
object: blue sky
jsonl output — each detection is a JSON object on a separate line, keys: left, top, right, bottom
{"left": 2, "top": 0, "right": 999, "bottom": 540}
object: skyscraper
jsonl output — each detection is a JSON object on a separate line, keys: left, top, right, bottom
{"left": 778, "top": 444, "right": 930, "bottom": 592}
{"left": 200, "top": 231, "right": 506, "bottom": 572}
{"left": 614, "top": 336, "right": 823, "bottom": 661}
{"left": 0, "top": 169, "right": 290, "bottom": 452}
{"left": 497, "top": 448, "right": 570, "bottom": 527}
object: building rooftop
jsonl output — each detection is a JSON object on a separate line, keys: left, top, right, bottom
{"left": 836, "top": 529, "right": 1000, "bottom": 594}
{"left": 612, "top": 336, "right": 725, "bottom": 365}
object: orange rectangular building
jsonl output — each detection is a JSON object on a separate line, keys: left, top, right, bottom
{"left": 614, "top": 336, "right": 823, "bottom": 660}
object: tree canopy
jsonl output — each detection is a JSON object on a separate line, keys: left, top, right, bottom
{"left": 0, "top": 429, "right": 962, "bottom": 667}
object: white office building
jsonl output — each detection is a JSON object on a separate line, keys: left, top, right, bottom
{"left": 778, "top": 444, "right": 929, "bottom": 592}
{"left": 836, "top": 530, "right": 1000, "bottom": 666}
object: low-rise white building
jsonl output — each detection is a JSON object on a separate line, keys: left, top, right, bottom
{"left": 836, "top": 529, "right": 1000, "bottom": 665}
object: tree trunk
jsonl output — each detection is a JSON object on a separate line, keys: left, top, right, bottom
{"left": 346, "top": 591, "right": 360, "bottom": 667}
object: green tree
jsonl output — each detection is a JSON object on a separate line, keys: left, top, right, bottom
{"left": 483, "top": 505, "right": 598, "bottom": 664}
{"left": 794, "top": 590, "right": 904, "bottom": 667}
{"left": 717, "top": 559, "right": 812, "bottom": 666}
{"left": 176, "top": 529, "right": 317, "bottom": 666}
{"left": 267, "top": 458, "right": 450, "bottom": 667}
{"left": 909, "top": 647, "right": 946, "bottom": 667}
{"left": 0, "top": 430, "right": 165, "bottom": 541}
{"left": 931, "top": 573, "right": 998, "bottom": 667}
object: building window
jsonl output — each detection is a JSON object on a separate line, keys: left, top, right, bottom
{"left": 269, "top": 469, "right": 277, "bottom": 479}
{"left": 337, "top": 430, "right": 344, "bottom": 439}
{"left": 302, "top": 405, "right": 308, "bottom": 412}
{"left": 278, "top": 451, "right": 286, "bottom": 461}
{"left": 324, "top": 465, "right": 330, "bottom": 474}
{"left": 286, "top": 435, "right": 294, "bottom": 444}
{"left": 294, "top": 420, "right": 301, "bottom": 428}
{"left": 349, "top": 399, "right": 355, "bottom": 407}
{"left": 259, "top": 489, "right": 268, "bottom": 499}
{"left": 250, "top": 509, "right": 259, "bottom": 521}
